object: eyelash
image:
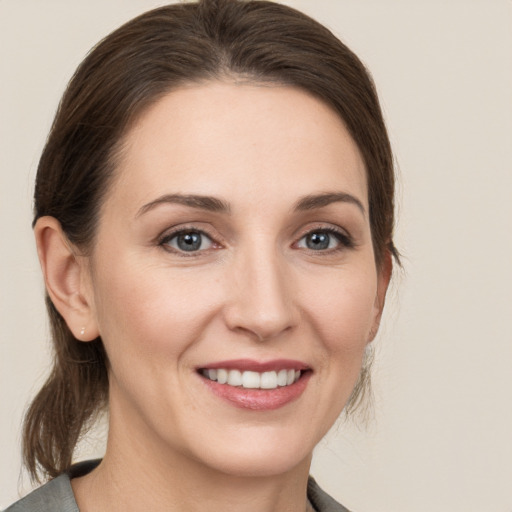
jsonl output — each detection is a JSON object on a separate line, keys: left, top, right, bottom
{"left": 298, "top": 227, "right": 355, "bottom": 252}
{"left": 158, "top": 227, "right": 218, "bottom": 257}
{"left": 158, "top": 226, "right": 354, "bottom": 256}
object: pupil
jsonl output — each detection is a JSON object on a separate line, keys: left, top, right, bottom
{"left": 178, "top": 232, "right": 201, "bottom": 251}
{"left": 307, "top": 232, "right": 329, "bottom": 250}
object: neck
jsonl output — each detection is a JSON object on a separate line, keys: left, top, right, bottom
{"left": 72, "top": 415, "right": 313, "bottom": 512}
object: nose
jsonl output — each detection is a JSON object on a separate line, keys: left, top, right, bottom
{"left": 223, "top": 244, "right": 299, "bottom": 342}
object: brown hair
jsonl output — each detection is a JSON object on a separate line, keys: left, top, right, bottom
{"left": 24, "top": 0, "right": 398, "bottom": 481}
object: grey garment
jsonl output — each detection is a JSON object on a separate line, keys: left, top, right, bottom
{"left": 5, "top": 460, "right": 350, "bottom": 512}
{"left": 3, "top": 475, "right": 79, "bottom": 512}
{"left": 2, "top": 459, "right": 96, "bottom": 512}
{"left": 308, "top": 478, "right": 351, "bottom": 512}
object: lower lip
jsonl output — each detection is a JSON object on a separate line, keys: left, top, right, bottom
{"left": 199, "top": 372, "right": 311, "bottom": 411}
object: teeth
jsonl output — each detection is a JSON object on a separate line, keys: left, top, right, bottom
{"left": 202, "top": 368, "right": 303, "bottom": 389}
{"left": 260, "top": 371, "right": 278, "bottom": 389}
{"left": 217, "top": 369, "right": 228, "bottom": 384}
{"left": 277, "top": 369, "right": 288, "bottom": 387}
{"left": 227, "top": 369, "right": 242, "bottom": 386}
{"left": 242, "top": 371, "right": 260, "bottom": 389}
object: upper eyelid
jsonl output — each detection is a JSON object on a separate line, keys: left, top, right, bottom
{"left": 295, "top": 223, "right": 352, "bottom": 240}
{"left": 157, "top": 222, "right": 352, "bottom": 240}
{"left": 296, "top": 227, "right": 353, "bottom": 247}
{"left": 158, "top": 222, "right": 349, "bottom": 236}
{"left": 158, "top": 225, "right": 218, "bottom": 242}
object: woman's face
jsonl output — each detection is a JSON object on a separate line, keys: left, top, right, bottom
{"left": 84, "top": 82, "right": 389, "bottom": 477}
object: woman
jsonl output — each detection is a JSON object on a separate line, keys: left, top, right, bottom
{"left": 6, "top": 0, "right": 398, "bottom": 510}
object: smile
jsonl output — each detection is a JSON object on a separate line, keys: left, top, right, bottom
{"left": 200, "top": 368, "right": 301, "bottom": 389}
{"left": 197, "top": 359, "right": 311, "bottom": 410}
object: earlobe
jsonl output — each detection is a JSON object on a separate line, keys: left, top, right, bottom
{"left": 34, "top": 216, "right": 99, "bottom": 341}
{"left": 368, "top": 250, "right": 393, "bottom": 342}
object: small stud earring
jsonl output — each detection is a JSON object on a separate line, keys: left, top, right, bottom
{"left": 80, "top": 327, "right": 85, "bottom": 336}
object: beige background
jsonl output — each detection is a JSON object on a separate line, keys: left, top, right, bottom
{"left": 1, "top": 1, "right": 511, "bottom": 510}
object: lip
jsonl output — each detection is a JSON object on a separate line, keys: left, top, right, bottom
{"left": 197, "top": 359, "right": 312, "bottom": 411}
{"left": 199, "top": 358, "right": 310, "bottom": 372}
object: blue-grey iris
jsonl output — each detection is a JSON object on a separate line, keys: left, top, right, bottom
{"left": 306, "top": 232, "right": 330, "bottom": 250}
{"left": 177, "top": 232, "right": 202, "bottom": 251}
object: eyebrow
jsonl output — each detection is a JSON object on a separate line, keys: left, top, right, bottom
{"left": 136, "top": 191, "right": 365, "bottom": 218}
{"left": 292, "top": 192, "right": 366, "bottom": 215}
{"left": 136, "top": 194, "right": 231, "bottom": 218}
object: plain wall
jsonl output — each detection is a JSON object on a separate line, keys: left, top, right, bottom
{"left": 1, "top": 1, "right": 511, "bottom": 510}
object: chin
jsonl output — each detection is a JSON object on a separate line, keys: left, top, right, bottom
{"left": 187, "top": 427, "right": 315, "bottom": 478}
{"left": 204, "top": 450, "right": 310, "bottom": 479}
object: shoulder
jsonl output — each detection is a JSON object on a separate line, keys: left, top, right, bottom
{"left": 307, "top": 476, "right": 352, "bottom": 512}
{"left": 5, "top": 465, "right": 349, "bottom": 512}
{"left": 3, "top": 460, "right": 100, "bottom": 512}
{"left": 3, "top": 474, "right": 77, "bottom": 512}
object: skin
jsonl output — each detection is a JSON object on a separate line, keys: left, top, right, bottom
{"left": 36, "top": 82, "right": 391, "bottom": 512}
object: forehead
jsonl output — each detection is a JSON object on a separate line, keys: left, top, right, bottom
{"left": 110, "top": 81, "right": 367, "bottom": 214}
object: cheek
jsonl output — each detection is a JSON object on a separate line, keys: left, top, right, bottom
{"left": 299, "top": 266, "right": 377, "bottom": 366}
{"left": 293, "top": 268, "right": 378, "bottom": 432}
{"left": 306, "top": 271, "right": 376, "bottom": 334}
{"left": 91, "top": 260, "right": 223, "bottom": 369}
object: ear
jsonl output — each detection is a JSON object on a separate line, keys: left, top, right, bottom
{"left": 34, "top": 216, "right": 99, "bottom": 341}
{"left": 368, "top": 249, "right": 393, "bottom": 342}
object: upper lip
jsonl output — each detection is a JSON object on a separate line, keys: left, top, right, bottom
{"left": 198, "top": 359, "right": 310, "bottom": 372}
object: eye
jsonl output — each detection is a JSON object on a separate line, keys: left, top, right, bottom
{"left": 161, "top": 230, "right": 214, "bottom": 253}
{"left": 296, "top": 228, "right": 351, "bottom": 251}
